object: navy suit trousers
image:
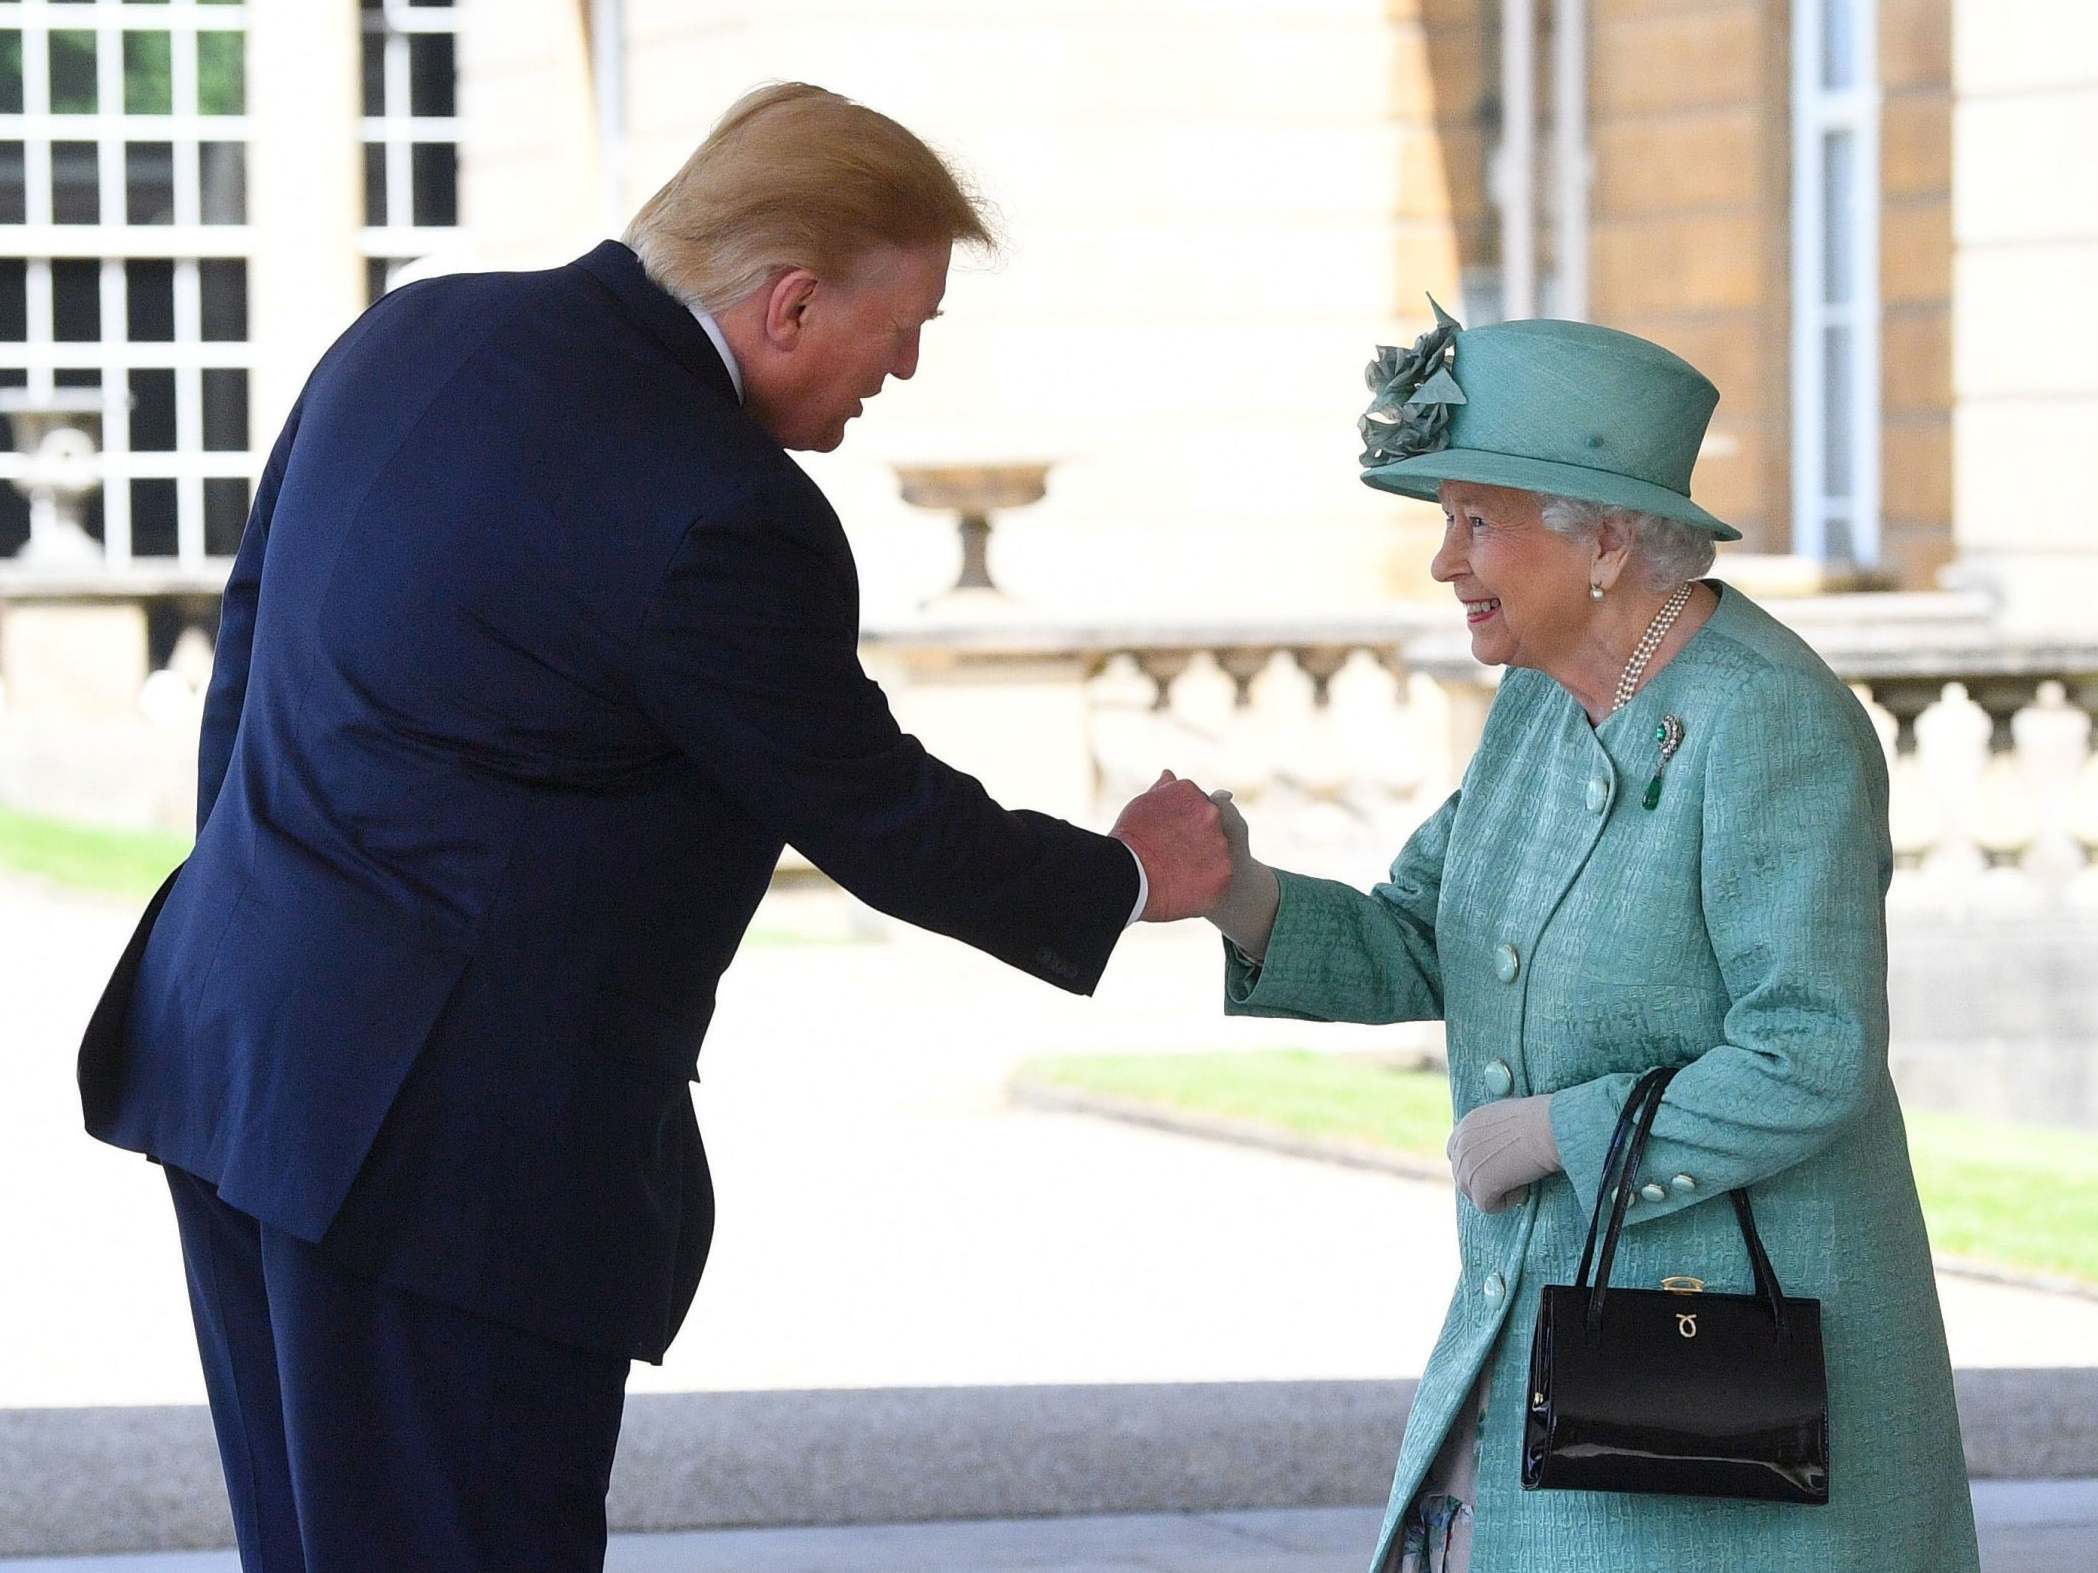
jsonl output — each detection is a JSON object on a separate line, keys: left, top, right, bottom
{"left": 165, "top": 1167, "right": 630, "bottom": 1572}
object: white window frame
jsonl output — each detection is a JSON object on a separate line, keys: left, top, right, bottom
{"left": 358, "top": 0, "right": 458, "bottom": 296}
{"left": 0, "top": 0, "right": 254, "bottom": 572}
{"left": 1790, "top": 0, "right": 1882, "bottom": 567}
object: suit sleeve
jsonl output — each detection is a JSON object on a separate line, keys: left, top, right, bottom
{"left": 1219, "top": 789, "right": 1455, "bottom": 1024}
{"left": 632, "top": 505, "right": 1138, "bottom": 994}
{"left": 1549, "top": 667, "right": 1893, "bottom": 1225}
{"left": 196, "top": 395, "right": 303, "bottom": 834}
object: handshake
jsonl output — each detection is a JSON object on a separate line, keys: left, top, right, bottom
{"left": 1107, "top": 771, "right": 1282, "bottom": 955}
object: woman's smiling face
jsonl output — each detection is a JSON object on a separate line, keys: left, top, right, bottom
{"left": 1429, "top": 480, "right": 1596, "bottom": 673}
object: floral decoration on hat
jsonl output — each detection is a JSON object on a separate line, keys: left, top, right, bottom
{"left": 1359, "top": 295, "right": 1468, "bottom": 468}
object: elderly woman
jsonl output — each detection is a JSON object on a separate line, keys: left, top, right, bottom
{"left": 1201, "top": 308, "right": 1979, "bottom": 1572}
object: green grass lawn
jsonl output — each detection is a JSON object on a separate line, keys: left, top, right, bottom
{"left": 1017, "top": 1050, "right": 2098, "bottom": 1289}
{"left": 0, "top": 803, "right": 190, "bottom": 900}
{"left": 0, "top": 803, "right": 861, "bottom": 948}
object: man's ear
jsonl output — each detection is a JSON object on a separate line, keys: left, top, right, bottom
{"left": 761, "top": 269, "right": 820, "bottom": 350}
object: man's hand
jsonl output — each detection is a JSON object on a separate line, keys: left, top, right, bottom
{"left": 1110, "top": 771, "right": 1233, "bottom": 921}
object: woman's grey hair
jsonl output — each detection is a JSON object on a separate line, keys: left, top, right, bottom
{"left": 1537, "top": 495, "right": 1717, "bottom": 590}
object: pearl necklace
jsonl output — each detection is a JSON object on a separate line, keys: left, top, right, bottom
{"left": 1610, "top": 582, "right": 1694, "bottom": 714}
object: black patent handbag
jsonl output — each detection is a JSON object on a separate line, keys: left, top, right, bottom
{"left": 1521, "top": 1066, "right": 1831, "bottom": 1504}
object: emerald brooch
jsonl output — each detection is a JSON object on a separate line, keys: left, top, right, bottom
{"left": 1643, "top": 714, "right": 1685, "bottom": 810}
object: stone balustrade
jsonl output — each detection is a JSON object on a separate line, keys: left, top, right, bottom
{"left": 862, "top": 590, "right": 2098, "bottom": 914}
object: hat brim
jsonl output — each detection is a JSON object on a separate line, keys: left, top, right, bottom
{"left": 1363, "top": 446, "right": 1741, "bottom": 542}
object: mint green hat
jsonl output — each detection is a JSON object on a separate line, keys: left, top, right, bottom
{"left": 1357, "top": 298, "right": 1740, "bottom": 541}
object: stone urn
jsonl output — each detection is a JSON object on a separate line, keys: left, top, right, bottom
{"left": 3, "top": 389, "right": 107, "bottom": 567}
{"left": 893, "top": 461, "right": 1052, "bottom": 606}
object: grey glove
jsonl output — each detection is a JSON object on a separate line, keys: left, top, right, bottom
{"left": 1447, "top": 1092, "right": 1561, "bottom": 1213}
{"left": 1204, "top": 789, "right": 1281, "bottom": 959}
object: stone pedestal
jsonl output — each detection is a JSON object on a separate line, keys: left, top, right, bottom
{"left": 870, "top": 647, "right": 1099, "bottom": 831}
{"left": 0, "top": 600, "right": 148, "bottom": 721}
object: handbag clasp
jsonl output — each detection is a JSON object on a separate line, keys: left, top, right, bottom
{"left": 1660, "top": 1276, "right": 1705, "bottom": 1294}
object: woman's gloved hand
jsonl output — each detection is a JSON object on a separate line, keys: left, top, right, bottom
{"left": 1204, "top": 789, "right": 1281, "bottom": 960}
{"left": 1447, "top": 1092, "right": 1561, "bottom": 1213}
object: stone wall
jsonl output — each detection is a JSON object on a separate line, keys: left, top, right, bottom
{"left": 1948, "top": 0, "right": 2098, "bottom": 635}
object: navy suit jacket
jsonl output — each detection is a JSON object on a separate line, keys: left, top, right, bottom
{"left": 79, "top": 241, "right": 1137, "bottom": 1360}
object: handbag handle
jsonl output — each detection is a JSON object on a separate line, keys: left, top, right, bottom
{"left": 1574, "top": 1068, "right": 1794, "bottom": 1344}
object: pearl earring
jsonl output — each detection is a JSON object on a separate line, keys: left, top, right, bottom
{"left": 1590, "top": 583, "right": 1604, "bottom": 601}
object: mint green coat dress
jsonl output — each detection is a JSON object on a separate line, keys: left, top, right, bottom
{"left": 1225, "top": 586, "right": 1979, "bottom": 1572}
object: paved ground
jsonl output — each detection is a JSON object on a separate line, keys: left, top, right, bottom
{"left": 2, "top": 1485, "right": 2093, "bottom": 1572}
{"left": 7, "top": 875, "right": 2098, "bottom": 1413}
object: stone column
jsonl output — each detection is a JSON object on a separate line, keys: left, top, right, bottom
{"left": 245, "top": 0, "right": 365, "bottom": 438}
{"left": 1946, "top": 1, "right": 2098, "bottom": 633}
{"left": 456, "top": 0, "right": 601, "bottom": 269}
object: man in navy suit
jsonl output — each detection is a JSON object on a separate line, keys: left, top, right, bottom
{"left": 78, "top": 83, "right": 1229, "bottom": 1571}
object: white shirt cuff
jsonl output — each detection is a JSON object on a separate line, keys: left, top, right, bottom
{"left": 1124, "top": 841, "right": 1149, "bottom": 926}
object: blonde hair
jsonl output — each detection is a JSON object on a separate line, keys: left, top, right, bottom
{"left": 623, "top": 82, "right": 994, "bottom": 313}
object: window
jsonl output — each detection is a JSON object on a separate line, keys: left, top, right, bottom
{"left": 0, "top": 0, "right": 253, "bottom": 570}
{"left": 1791, "top": 0, "right": 1881, "bottom": 565}
{"left": 360, "top": 0, "right": 457, "bottom": 302}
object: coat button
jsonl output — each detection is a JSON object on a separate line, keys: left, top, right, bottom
{"left": 1495, "top": 943, "right": 1520, "bottom": 984}
{"left": 1640, "top": 1182, "right": 1667, "bottom": 1203}
{"left": 1483, "top": 1271, "right": 1506, "bottom": 1299}
{"left": 1483, "top": 1059, "right": 1513, "bottom": 1097}
{"left": 1585, "top": 776, "right": 1609, "bottom": 814}
{"left": 1670, "top": 1173, "right": 1697, "bottom": 1193}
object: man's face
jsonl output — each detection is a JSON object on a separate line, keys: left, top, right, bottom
{"left": 756, "top": 240, "right": 951, "bottom": 452}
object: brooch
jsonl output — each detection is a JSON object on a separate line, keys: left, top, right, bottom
{"left": 1643, "top": 715, "right": 1685, "bottom": 811}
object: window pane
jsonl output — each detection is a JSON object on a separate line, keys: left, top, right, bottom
{"left": 361, "top": 29, "right": 385, "bottom": 118}
{"left": 411, "top": 142, "right": 456, "bottom": 226}
{"left": 131, "top": 477, "right": 179, "bottom": 558}
{"left": 0, "top": 481, "right": 28, "bottom": 561}
{"left": 49, "top": 31, "right": 97, "bottom": 114}
{"left": 0, "top": 33, "right": 22, "bottom": 116}
{"left": 202, "top": 367, "right": 246, "bottom": 451}
{"left": 52, "top": 141, "right": 100, "bottom": 223}
{"left": 200, "top": 259, "right": 247, "bottom": 340}
{"left": 52, "top": 259, "right": 100, "bottom": 340}
{"left": 0, "top": 259, "right": 25, "bottom": 342}
{"left": 365, "top": 256, "right": 394, "bottom": 303}
{"left": 363, "top": 142, "right": 387, "bottom": 226}
{"left": 1822, "top": 323, "right": 1854, "bottom": 500}
{"left": 0, "top": 141, "right": 23, "bottom": 225}
{"left": 130, "top": 368, "right": 178, "bottom": 451}
{"left": 201, "top": 141, "right": 245, "bottom": 224}
{"left": 124, "top": 31, "right": 173, "bottom": 115}
{"left": 196, "top": 31, "right": 244, "bottom": 114}
{"left": 1822, "top": 131, "right": 1855, "bottom": 306}
{"left": 1822, "top": 514, "right": 1855, "bottom": 561}
{"left": 1822, "top": 0, "right": 1858, "bottom": 90}
{"left": 126, "top": 259, "right": 176, "bottom": 340}
{"left": 205, "top": 476, "right": 250, "bottom": 557}
{"left": 126, "top": 141, "right": 175, "bottom": 223}
{"left": 409, "top": 32, "right": 454, "bottom": 117}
